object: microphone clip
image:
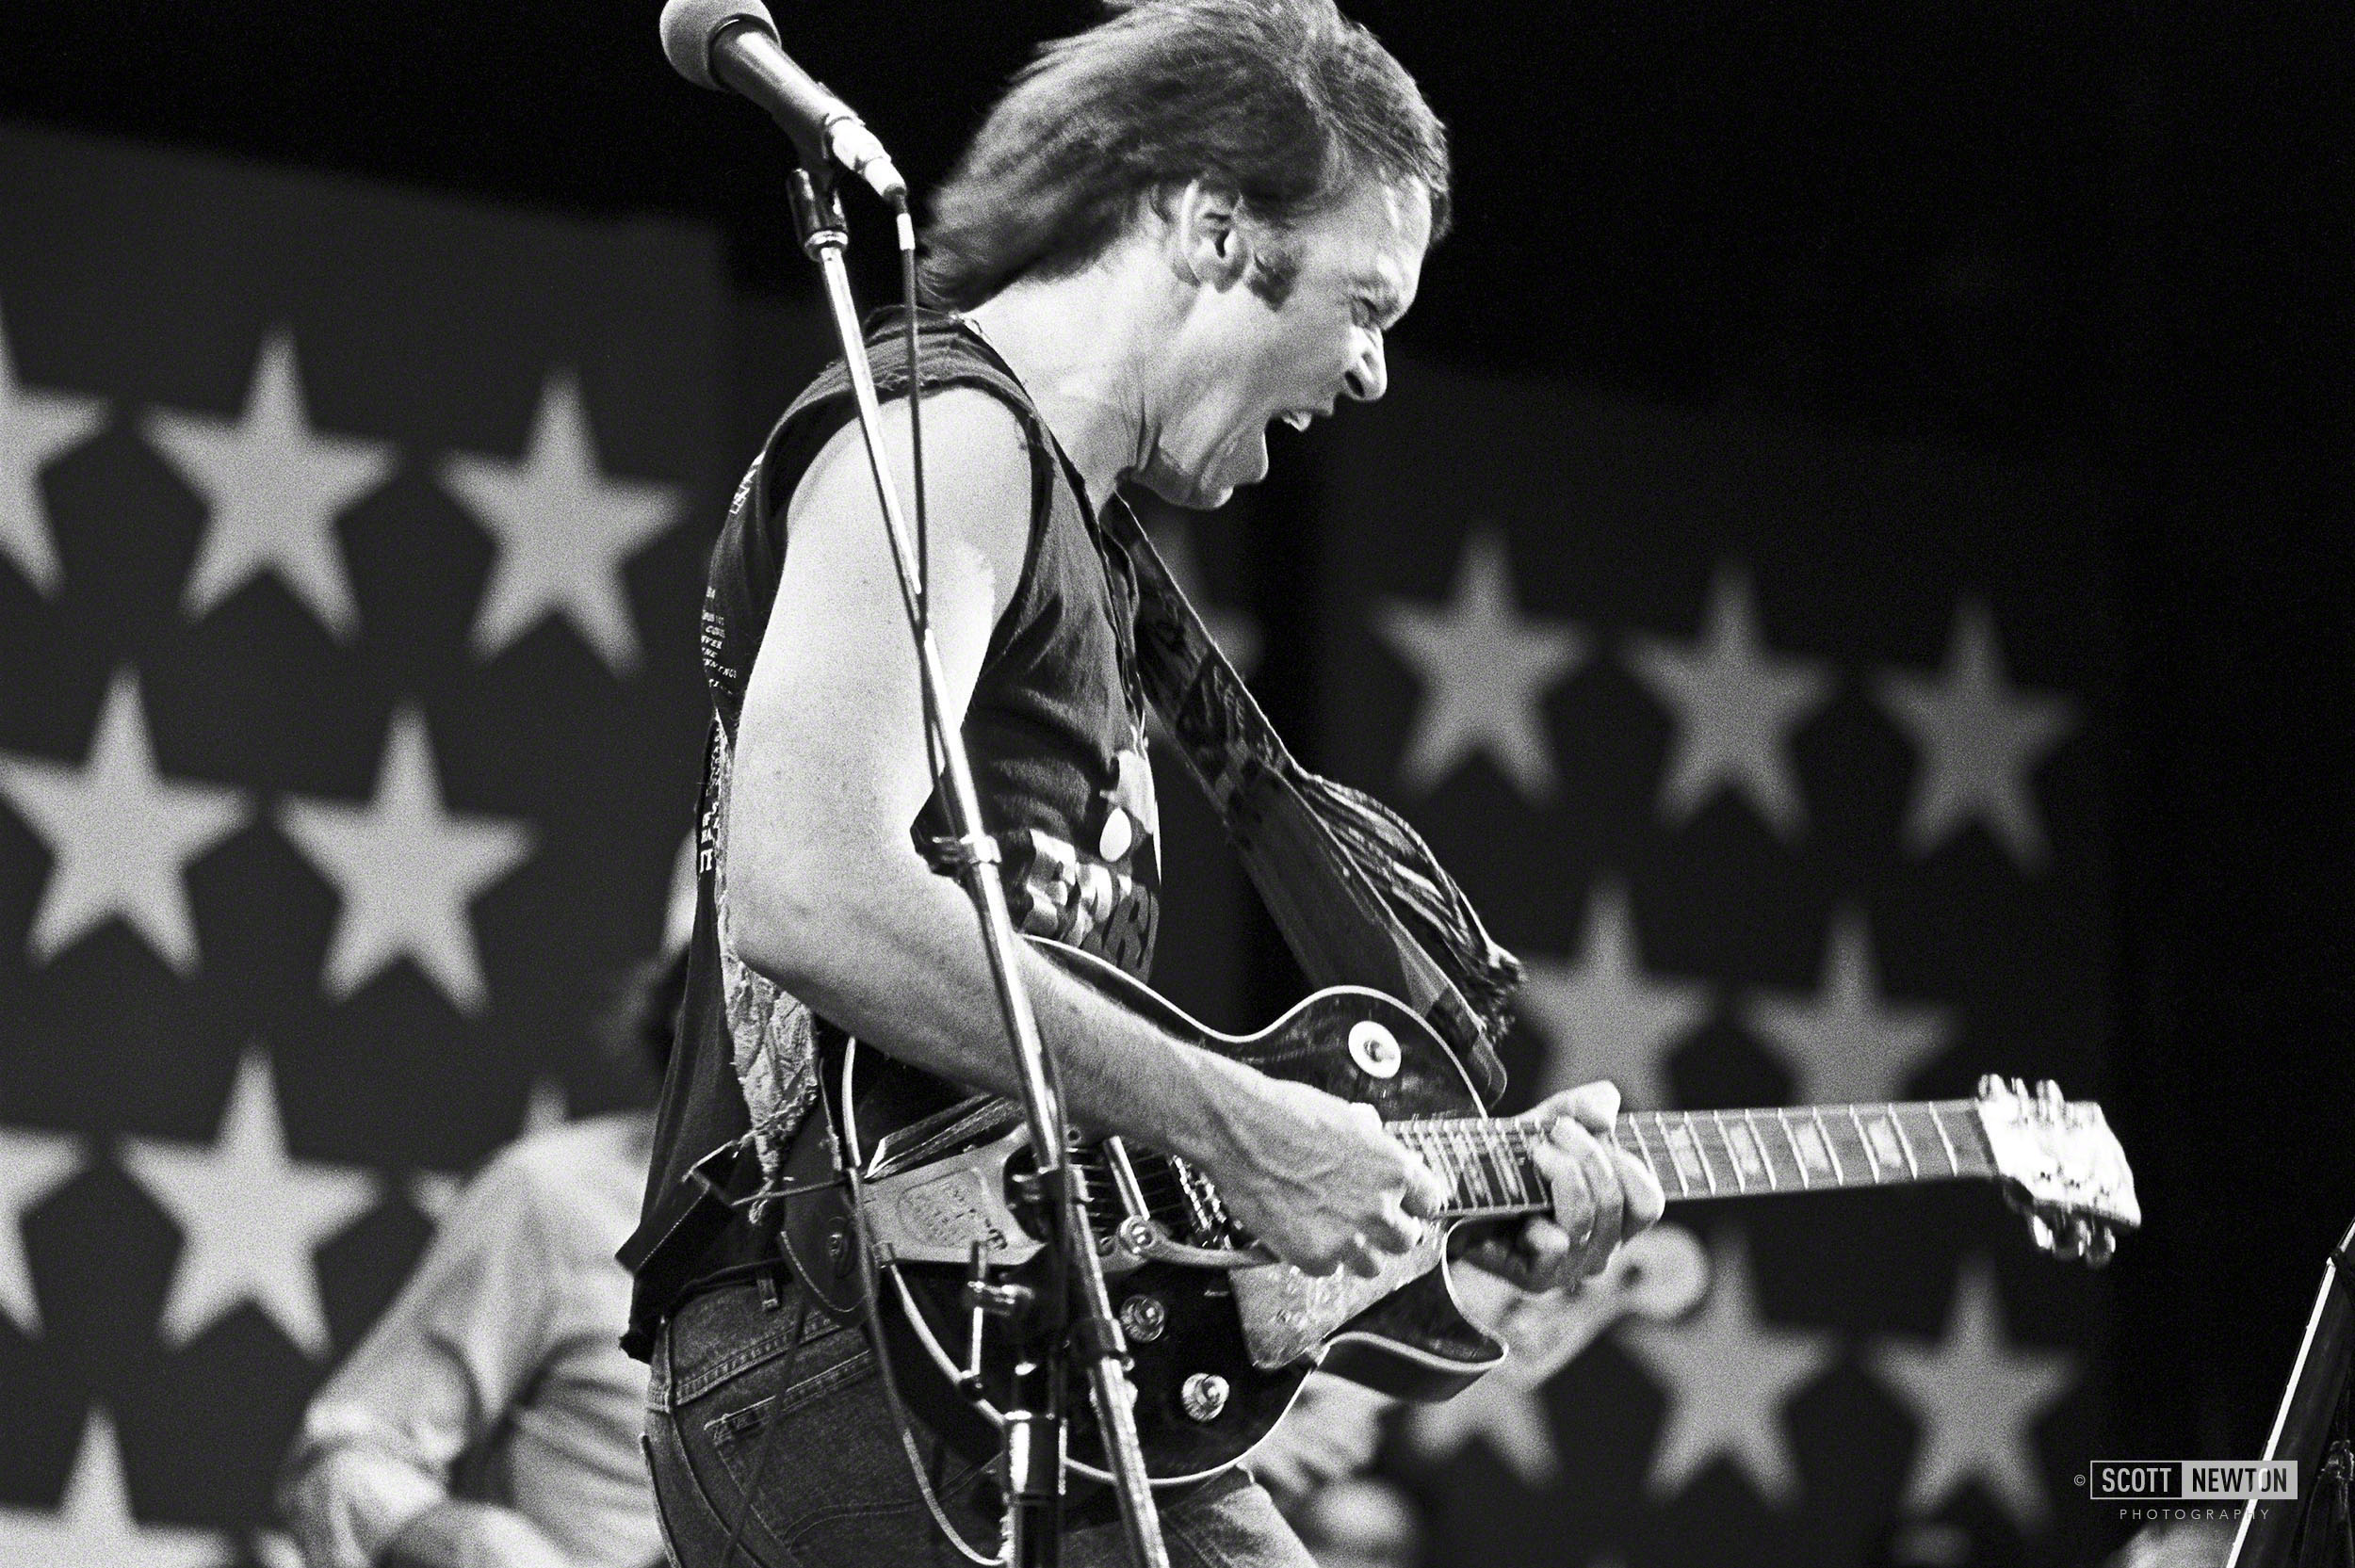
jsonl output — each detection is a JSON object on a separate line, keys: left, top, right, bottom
{"left": 788, "top": 166, "right": 850, "bottom": 258}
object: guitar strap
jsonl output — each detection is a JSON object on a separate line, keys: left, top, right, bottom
{"left": 1094, "top": 497, "right": 1518, "bottom": 1102}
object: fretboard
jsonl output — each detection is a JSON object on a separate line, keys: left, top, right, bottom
{"left": 1390, "top": 1102, "right": 1997, "bottom": 1218}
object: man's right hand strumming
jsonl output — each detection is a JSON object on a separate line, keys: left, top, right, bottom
{"left": 1177, "top": 1064, "right": 1450, "bottom": 1280}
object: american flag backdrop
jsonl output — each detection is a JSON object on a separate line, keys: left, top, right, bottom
{"left": 1, "top": 121, "right": 2124, "bottom": 1568}
{"left": 1307, "top": 361, "right": 2117, "bottom": 1568}
{"left": 0, "top": 128, "right": 721, "bottom": 1565}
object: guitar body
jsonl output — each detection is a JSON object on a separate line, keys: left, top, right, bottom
{"left": 843, "top": 939, "right": 1507, "bottom": 1485}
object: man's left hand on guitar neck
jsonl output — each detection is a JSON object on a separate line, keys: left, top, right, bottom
{"left": 1464, "top": 1080, "right": 1667, "bottom": 1292}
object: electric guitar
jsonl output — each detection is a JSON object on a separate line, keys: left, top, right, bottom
{"left": 843, "top": 939, "right": 2138, "bottom": 1486}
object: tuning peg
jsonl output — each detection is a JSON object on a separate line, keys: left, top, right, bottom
{"left": 2038, "top": 1080, "right": 2066, "bottom": 1118}
{"left": 2028, "top": 1212, "right": 2056, "bottom": 1253}
{"left": 2012, "top": 1076, "right": 2032, "bottom": 1103}
{"left": 1978, "top": 1074, "right": 2005, "bottom": 1099}
{"left": 2086, "top": 1227, "right": 2117, "bottom": 1268}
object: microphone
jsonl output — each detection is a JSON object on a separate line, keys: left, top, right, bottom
{"left": 658, "top": 0, "right": 908, "bottom": 208}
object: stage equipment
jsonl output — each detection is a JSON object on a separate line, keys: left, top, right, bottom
{"left": 2228, "top": 1211, "right": 2355, "bottom": 1568}
{"left": 659, "top": 5, "right": 1167, "bottom": 1564}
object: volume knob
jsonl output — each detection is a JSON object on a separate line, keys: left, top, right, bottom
{"left": 1119, "top": 1294, "right": 1168, "bottom": 1343}
{"left": 1179, "top": 1373, "right": 1230, "bottom": 1423}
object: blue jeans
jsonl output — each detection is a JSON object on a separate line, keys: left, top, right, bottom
{"left": 642, "top": 1277, "right": 1315, "bottom": 1568}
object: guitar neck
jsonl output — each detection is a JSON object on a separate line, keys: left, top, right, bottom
{"left": 1392, "top": 1102, "right": 1998, "bottom": 1219}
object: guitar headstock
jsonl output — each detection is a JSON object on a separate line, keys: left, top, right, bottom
{"left": 1973, "top": 1075, "right": 2140, "bottom": 1266}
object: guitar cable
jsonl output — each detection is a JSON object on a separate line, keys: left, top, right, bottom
{"left": 840, "top": 1047, "right": 1011, "bottom": 1565}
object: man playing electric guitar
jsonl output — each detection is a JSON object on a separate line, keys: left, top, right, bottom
{"left": 623, "top": 4, "right": 1664, "bottom": 1566}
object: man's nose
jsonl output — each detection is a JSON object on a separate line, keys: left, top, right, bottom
{"left": 1344, "top": 332, "right": 1389, "bottom": 403}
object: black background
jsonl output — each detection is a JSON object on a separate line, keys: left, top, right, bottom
{"left": 7, "top": 0, "right": 2349, "bottom": 1475}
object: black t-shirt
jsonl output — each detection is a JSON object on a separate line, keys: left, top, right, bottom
{"left": 631, "top": 313, "right": 1161, "bottom": 1324}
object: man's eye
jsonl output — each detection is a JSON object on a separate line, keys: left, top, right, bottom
{"left": 1354, "top": 300, "right": 1381, "bottom": 329}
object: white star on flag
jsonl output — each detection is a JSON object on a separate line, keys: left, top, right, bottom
{"left": 1403, "top": 1370, "right": 1560, "bottom": 1486}
{"left": 123, "top": 1047, "right": 377, "bottom": 1358}
{"left": 1870, "top": 1258, "right": 2075, "bottom": 1528}
{"left": 0, "top": 1126, "right": 83, "bottom": 1334}
{"left": 1, "top": 299, "right": 108, "bottom": 595}
{"left": 1741, "top": 906, "right": 1955, "bottom": 1105}
{"left": 0, "top": 671, "right": 248, "bottom": 974}
{"left": 143, "top": 330, "right": 395, "bottom": 639}
{"left": 1626, "top": 564, "right": 1833, "bottom": 841}
{"left": 1616, "top": 1231, "right": 1839, "bottom": 1508}
{"left": 1373, "top": 525, "right": 1586, "bottom": 802}
{"left": 442, "top": 372, "right": 681, "bottom": 673}
{"left": 1518, "top": 881, "right": 1712, "bottom": 1110}
{"left": 0, "top": 1408, "right": 228, "bottom": 1568}
{"left": 1875, "top": 599, "right": 2078, "bottom": 872}
{"left": 278, "top": 706, "right": 533, "bottom": 1013}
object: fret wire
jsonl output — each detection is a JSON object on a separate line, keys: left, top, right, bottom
{"left": 1486, "top": 1124, "right": 1519, "bottom": 1207}
{"left": 1809, "top": 1105, "right": 1846, "bottom": 1184}
{"left": 1743, "top": 1107, "right": 1771, "bottom": 1191}
{"left": 1946, "top": 1101, "right": 1996, "bottom": 1176}
{"left": 1712, "top": 1108, "right": 1746, "bottom": 1192}
{"left": 1845, "top": 1104, "right": 1880, "bottom": 1184}
{"left": 1452, "top": 1122, "right": 1488, "bottom": 1208}
{"left": 1481, "top": 1123, "right": 1510, "bottom": 1209}
{"left": 1624, "top": 1115, "right": 1663, "bottom": 1197}
{"left": 1888, "top": 1103, "right": 1922, "bottom": 1179}
{"left": 1470, "top": 1123, "right": 1500, "bottom": 1207}
{"left": 1774, "top": 1107, "right": 1811, "bottom": 1189}
{"left": 1498, "top": 1123, "right": 1528, "bottom": 1207}
{"left": 1461, "top": 1122, "right": 1486, "bottom": 1207}
{"left": 1644, "top": 1114, "right": 1678, "bottom": 1196}
{"left": 1438, "top": 1123, "right": 1470, "bottom": 1209}
{"left": 1668, "top": 1111, "right": 1704, "bottom": 1197}
{"left": 1678, "top": 1113, "right": 1721, "bottom": 1196}
{"left": 1928, "top": 1101, "right": 1962, "bottom": 1174}
{"left": 1648, "top": 1113, "right": 1690, "bottom": 1198}
{"left": 1503, "top": 1123, "right": 1538, "bottom": 1206}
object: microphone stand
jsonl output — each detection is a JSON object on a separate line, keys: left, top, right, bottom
{"left": 783, "top": 161, "right": 1170, "bottom": 1568}
{"left": 2228, "top": 1211, "right": 2355, "bottom": 1568}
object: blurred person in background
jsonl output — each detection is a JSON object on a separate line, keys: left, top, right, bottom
{"left": 275, "top": 855, "right": 694, "bottom": 1568}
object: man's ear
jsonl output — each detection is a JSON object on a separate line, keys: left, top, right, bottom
{"left": 1168, "top": 180, "right": 1252, "bottom": 291}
